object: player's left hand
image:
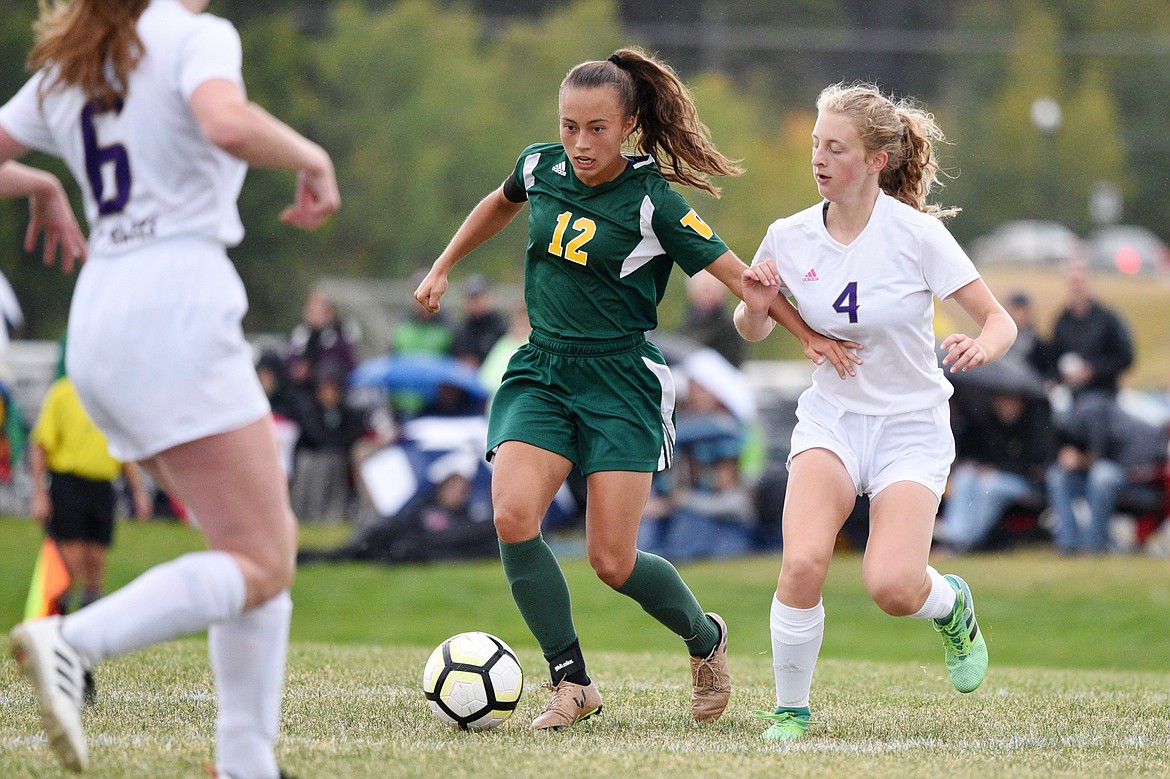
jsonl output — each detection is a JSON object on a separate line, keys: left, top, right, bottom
{"left": 803, "top": 331, "right": 863, "bottom": 379}
{"left": 280, "top": 157, "right": 340, "bottom": 230}
{"left": 940, "top": 332, "right": 989, "bottom": 373}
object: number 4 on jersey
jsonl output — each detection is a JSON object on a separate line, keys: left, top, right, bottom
{"left": 832, "top": 281, "right": 859, "bottom": 323}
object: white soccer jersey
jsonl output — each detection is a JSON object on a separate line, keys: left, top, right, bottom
{"left": 752, "top": 191, "right": 980, "bottom": 415}
{"left": 0, "top": 0, "right": 247, "bottom": 255}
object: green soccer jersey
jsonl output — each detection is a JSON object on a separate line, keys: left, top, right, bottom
{"left": 506, "top": 142, "right": 730, "bottom": 341}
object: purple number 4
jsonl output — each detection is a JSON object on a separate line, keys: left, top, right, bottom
{"left": 832, "top": 281, "right": 859, "bottom": 323}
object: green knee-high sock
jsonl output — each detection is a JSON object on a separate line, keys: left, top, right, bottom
{"left": 614, "top": 550, "right": 719, "bottom": 657}
{"left": 499, "top": 535, "right": 578, "bottom": 658}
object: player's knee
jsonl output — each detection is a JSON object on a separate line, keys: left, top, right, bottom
{"left": 865, "top": 574, "right": 920, "bottom": 616}
{"left": 587, "top": 547, "right": 633, "bottom": 589}
{"left": 231, "top": 544, "right": 295, "bottom": 606}
{"left": 779, "top": 553, "right": 831, "bottom": 593}
{"left": 492, "top": 505, "right": 530, "bottom": 545}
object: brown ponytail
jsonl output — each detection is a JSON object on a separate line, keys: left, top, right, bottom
{"left": 816, "top": 82, "right": 958, "bottom": 219}
{"left": 29, "top": 0, "right": 151, "bottom": 107}
{"left": 562, "top": 47, "right": 743, "bottom": 197}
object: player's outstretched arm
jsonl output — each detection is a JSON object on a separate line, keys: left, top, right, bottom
{"left": 188, "top": 79, "right": 339, "bottom": 230}
{"left": 0, "top": 128, "right": 87, "bottom": 272}
{"left": 415, "top": 188, "right": 524, "bottom": 313}
{"left": 707, "top": 252, "right": 862, "bottom": 379}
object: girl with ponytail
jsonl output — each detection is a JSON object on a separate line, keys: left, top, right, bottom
{"left": 415, "top": 49, "right": 857, "bottom": 730}
{"left": 737, "top": 82, "right": 1017, "bottom": 742}
{"left": 2, "top": 1, "right": 338, "bottom": 775}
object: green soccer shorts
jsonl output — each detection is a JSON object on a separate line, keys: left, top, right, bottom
{"left": 487, "top": 332, "right": 676, "bottom": 474}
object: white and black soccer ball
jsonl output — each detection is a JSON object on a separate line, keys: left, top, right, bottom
{"left": 422, "top": 631, "right": 523, "bottom": 731}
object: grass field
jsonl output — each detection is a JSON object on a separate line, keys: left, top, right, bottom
{"left": 2, "top": 517, "right": 1170, "bottom": 777}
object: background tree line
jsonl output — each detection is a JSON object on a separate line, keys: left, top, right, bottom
{"left": 0, "top": 0, "right": 1165, "bottom": 354}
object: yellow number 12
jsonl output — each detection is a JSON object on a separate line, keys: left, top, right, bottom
{"left": 547, "top": 211, "right": 597, "bottom": 266}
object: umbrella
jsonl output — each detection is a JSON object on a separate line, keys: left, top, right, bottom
{"left": 677, "top": 347, "right": 757, "bottom": 422}
{"left": 350, "top": 354, "right": 489, "bottom": 402}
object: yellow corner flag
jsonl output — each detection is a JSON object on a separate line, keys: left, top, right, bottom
{"left": 23, "top": 538, "right": 71, "bottom": 621}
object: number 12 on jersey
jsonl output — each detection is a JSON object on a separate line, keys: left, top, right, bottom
{"left": 547, "top": 211, "right": 597, "bottom": 266}
{"left": 832, "top": 281, "right": 859, "bottom": 323}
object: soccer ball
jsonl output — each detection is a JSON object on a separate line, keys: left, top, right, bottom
{"left": 422, "top": 631, "right": 524, "bottom": 731}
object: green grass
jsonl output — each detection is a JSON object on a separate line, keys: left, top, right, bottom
{"left": 3, "top": 517, "right": 1170, "bottom": 777}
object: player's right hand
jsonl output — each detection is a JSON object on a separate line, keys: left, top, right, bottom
{"left": 414, "top": 267, "right": 449, "bottom": 313}
{"left": 26, "top": 177, "right": 86, "bottom": 273}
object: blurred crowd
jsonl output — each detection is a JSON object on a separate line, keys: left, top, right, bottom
{"left": 934, "top": 258, "right": 1170, "bottom": 557}
{"left": 2, "top": 259, "right": 1168, "bottom": 566}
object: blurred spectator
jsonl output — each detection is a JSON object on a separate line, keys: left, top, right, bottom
{"left": 287, "top": 289, "right": 358, "bottom": 382}
{"left": 1003, "top": 290, "right": 1051, "bottom": 377}
{"left": 30, "top": 373, "right": 152, "bottom": 613}
{"left": 416, "top": 382, "right": 486, "bottom": 420}
{"left": 935, "top": 390, "right": 1055, "bottom": 554}
{"left": 678, "top": 269, "right": 745, "bottom": 367}
{"left": 479, "top": 300, "right": 531, "bottom": 397}
{"left": 638, "top": 349, "right": 756, "bottom": 561}
{"left": 390, "top": 291, "right": 456, "bottom": 417}
{"left": 284, "top": 353, "right": 317, "bottom": 409}
{"left": 451, "top": 274, "right": 509, "bottom": 369}
{"left": 290, "top": 363, "right": 366, "bottom": 523}
{"left": 1046, "top": 260, "right": 1134, "bottom": 399}
{"left": 256, "top": 350, "right": 309, "bottom": 424}
{"left": 0, "top": 378, "right": 26, "bottom": 487}
{"left": 299, "top": 449, "right": 495, "bottom": 564}
{"left": 1046, "top": 393, "right": 1168, "bottom": 555}
{"left": 256, "top": 351, "right": 308, "bottom": 478}
{"left": 393, "top": 293, "right": 454, "bottom": 358}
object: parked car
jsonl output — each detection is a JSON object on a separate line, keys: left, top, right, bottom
{"left": 1085, "top": 225, "right": 1170, "bottom": 275}
{"left": 968, "top": 220, "right": 1083, "bottom": 267}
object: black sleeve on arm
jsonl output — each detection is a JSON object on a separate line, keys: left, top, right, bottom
{"left": 501, "top": 172, "right": 528, "bottom": 203}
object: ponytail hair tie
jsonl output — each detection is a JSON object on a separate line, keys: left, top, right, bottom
{"left": 608, "top": 53, "right": 623, "bottom": 68}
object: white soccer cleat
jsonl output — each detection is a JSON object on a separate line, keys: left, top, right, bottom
{"left": 10, "top": 616, "right": 89, "bottom": 773}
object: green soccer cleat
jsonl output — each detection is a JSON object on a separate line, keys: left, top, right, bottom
{"left": 933, "top": 574, "right": 988, "bottom": 693}
{"left": 754, "top": 706, "right": 811, "bottom": 742}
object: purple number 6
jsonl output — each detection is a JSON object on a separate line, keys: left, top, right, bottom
{"left": 81, "top": 100, "right": 130, "bottom": 215}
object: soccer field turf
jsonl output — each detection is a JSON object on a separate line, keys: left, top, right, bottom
{"left": 2, "top": 517, "right": 1169, "bottom": 777}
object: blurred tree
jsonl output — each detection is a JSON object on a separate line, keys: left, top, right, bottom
{"left": 1090, "top": 0, "right": 1170, "bottom": 238}
{"left": 307, "top": 0, "right": 622, "bottom": 284}
{"left": 234, "top": 12, "right": 336, "bottom": 331}
{"left": 0, "top": 2, "right": 78, "bottom": 340}
{"left": 944, "top": 8, "right": 1126, "bottom": 241}
{"left": 0, "top": 0, "right": 1166, "bottom": 342}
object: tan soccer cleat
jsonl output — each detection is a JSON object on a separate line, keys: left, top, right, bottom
{"left": 690, "top": 612, "right": 731, "bottom": 722}
{"left": 530, "top": 679, "right": 603, "bottom": 730}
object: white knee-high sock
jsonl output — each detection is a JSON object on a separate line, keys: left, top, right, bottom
{"left": 61, "top": 551, "right": 245, "bottom": 667}
{"left": 770, "top": 596, "right": 825, "bottom": 710}
{"left": 909, "top": 566, "right": 957, "bottom": 620}
{"left": 211, "top": 591, "right": 292, "bottom": 779}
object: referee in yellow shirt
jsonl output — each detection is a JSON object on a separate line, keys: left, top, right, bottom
{"left": 30, "top": 375, "right": 152, "bottom": 614}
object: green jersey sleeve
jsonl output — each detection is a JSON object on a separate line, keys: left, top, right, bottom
{"left": 647, "top": 178, "right": 729, "bottom": 277}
